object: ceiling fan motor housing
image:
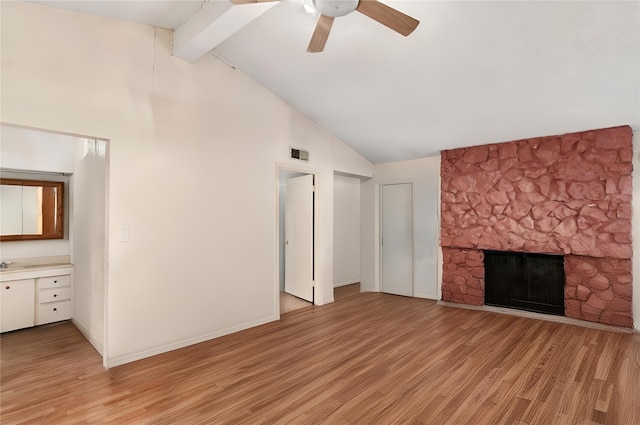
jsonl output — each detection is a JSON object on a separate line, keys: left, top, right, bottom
{"left": 313, "top": 0, "right": 359, "bottom": 17}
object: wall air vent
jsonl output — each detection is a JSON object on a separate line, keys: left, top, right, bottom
{"left": 290, "top": 147, "right": 309, "bottom": 161}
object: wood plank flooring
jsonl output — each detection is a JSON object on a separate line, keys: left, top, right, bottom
{"left": 280, "top": 291, "right": 312, "bottom": 314}
{"left": 2, "top": 292, "right": 639, "bottom": 424}
{"left": 281, "top": 283, "right": 361, "bottom": 314}
{"left": 334, "top": 283, "right": 360, "bottom": 301}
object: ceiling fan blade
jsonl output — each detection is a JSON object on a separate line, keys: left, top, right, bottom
{"left": 307, "top": 14, "right": 335, "bottom": 53}
{"left": 230, "top": 0, "right": 280, "bottom": 4}
{"left": 356, "top": 0, "right": 419, "bottom": 36}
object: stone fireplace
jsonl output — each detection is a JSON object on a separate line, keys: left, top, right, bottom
{"left": 440, "top": 126, "right": 633, "bottom": 328}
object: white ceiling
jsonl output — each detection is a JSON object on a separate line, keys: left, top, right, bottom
{"left": 27, "top": 0, "right": 640, "bottom": 164}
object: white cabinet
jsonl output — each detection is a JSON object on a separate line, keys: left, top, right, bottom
{"left": 1, "top": 279, "right": 36, "bottom": 332}
{"left": 0, "top": 265, "right": 72, "bottom": 332}
{"left": 36, "top": 274, "right": 72, "bottom": 325}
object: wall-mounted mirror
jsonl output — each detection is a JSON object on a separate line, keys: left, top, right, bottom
{"left": 0, "top": 178, "right": 64, "bottom": 241}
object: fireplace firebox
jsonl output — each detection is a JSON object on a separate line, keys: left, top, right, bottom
{"left": 484, "top": 251, "right": 565, "bottom": 316}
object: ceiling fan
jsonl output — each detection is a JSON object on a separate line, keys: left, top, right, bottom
{"left": 232, "top": 0, "right": 420, "bottom": 53}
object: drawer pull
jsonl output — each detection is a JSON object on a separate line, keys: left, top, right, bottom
{"left": 5, "top": 286, "right": 9, "bottom": 290}
{"left": 53, "top": 308, "right": 57, "bottom": 312}
{"left": 53, "top": 294, "right": 57, "bottom": 298}
{"left": 54, "top": 280, "right": 57, "bottom": 283}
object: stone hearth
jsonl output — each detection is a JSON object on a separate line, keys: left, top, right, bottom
{"left": 440, "top": 126, "right": 633, "bottom": 328}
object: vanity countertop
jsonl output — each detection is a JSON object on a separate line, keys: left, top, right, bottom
{"left": 0, "top": 263, "right": 73, "bottom": 282}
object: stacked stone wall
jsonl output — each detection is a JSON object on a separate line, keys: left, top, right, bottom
{"left": 564, "top": 256, "right": 632, "bottom": 327}
{"left": 441, "top": 248, "right": 484, "bottom": 305}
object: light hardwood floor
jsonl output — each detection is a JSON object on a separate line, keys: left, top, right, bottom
{"left": 280, "top": 291, "right": 312, "bottom": 314}
{"left": 280, "top": 283, "right": 361, "bottom": 314}
{"left": 2, "top": 292, "right": 639, "bottom": 424}
{"left": 334, "top": 283, "right": 360, "bottom": 300}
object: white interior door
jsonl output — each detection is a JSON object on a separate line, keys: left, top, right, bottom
{"left": 284, "top": 174, "right": 314, "bottom": 302}
{"left": 381, "top": 183, "right": 413, "bottom": 297}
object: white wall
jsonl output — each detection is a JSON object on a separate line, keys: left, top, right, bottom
{"left": 361, "top": 156, "right": 440, "bottom": 299}
{"left": 333, "top": 173, "right": 360, "bottom": 287}
{"left": 0, "top": 2, "right": 372, "bottom": 366}
{"left": 632, "top": 130, "right": 640, "bottom": 332}
{"left": 72, "top": 139, "right": 107, "bottom": 354}
{"left": 0, "top": 125, "right": 76, "bottom": 173}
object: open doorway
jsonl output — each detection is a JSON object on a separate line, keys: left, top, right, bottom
{"left": 278, "top": 170, "right": 314, "bottom": 314}
{"left": 277, "top": 169, "right": 364, "bottom": 314}
{"left": 333, "top": 172, "right": 361, "bottom": 300}
{"left": 0, "top": 124, "right": 108, "bottom": 363}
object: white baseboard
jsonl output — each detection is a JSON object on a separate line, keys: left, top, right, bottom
{"left": 106, "top": 314, "right": 279, "bottom": 368}
{"left": 71, "top": 319, "right": 104, "bottom": 356}
{"left": 333, "top": 280, "right": 359, "bottom": 288}
{"left": 414, "top": 292, "right": 437, "bottom": 300}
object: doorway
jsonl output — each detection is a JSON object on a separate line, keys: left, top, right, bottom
{"left": 278, "top": 170, "right": 315, "bottom": 314}
{"left": 0, "top": 124, "right": 108, "bottom": 364}
{"left": 380, "top": 183, "right": 413, "bottom": 297}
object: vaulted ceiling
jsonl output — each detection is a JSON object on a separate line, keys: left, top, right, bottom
{"left": 27, "top": 0, "right": 640, "bottom": 164}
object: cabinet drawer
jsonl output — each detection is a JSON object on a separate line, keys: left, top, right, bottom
{"left": 39, "top": 287, "right": 71, "bottom": 303}
{"left": 36, "top": 300, "right": 71, "bottom": 325}
{"left": 38, "top": 274, "right": 71, "bottom": 289}
{"left": 38, "top": 275, "right": 71, "bottom": 289}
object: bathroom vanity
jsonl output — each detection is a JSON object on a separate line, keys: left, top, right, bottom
{"left": 0, "top": 264, "right": 72, "bottom": 333}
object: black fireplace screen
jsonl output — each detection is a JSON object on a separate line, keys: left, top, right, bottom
{"left": 484, "top": 250, "right": 564, "bottom": 315}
